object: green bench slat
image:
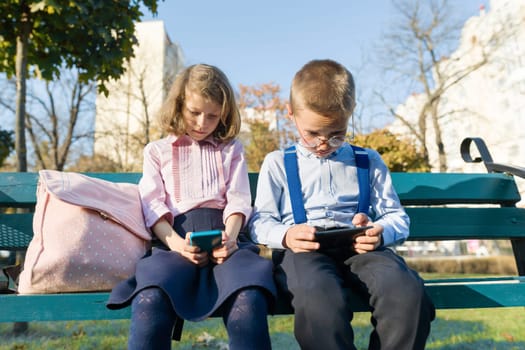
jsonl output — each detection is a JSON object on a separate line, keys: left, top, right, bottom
{"left": 3, "top": 277, "right": 525, "bottom": 322}
{"left": 251, "top": 173, "right": 522, "bottom": 206}
{"left": 0, "top": 172, "right": 142, "bottom": 207}
{"left": 424, "top": 277, "right": 525, "bottom": 309}
{"left": 406, "top": 207, "right": 525, "bottom": 240}
{"left": 1, "top": 172, "right": 521, "bottom": 206}
{"left": 392, "top": 172, "right": 521, "bottom": 205}
{"left": 3, "top": 207, "right": 524, "bottom": 250}
{"left": 0, "top": 293, "right": 130, "bottom": 322}
{"left": 0, "top": 173, "right": 39, "bottom": 207}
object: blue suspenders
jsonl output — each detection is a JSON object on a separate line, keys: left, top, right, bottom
{"left": 283, "top": 145, "right": 370, "bottom": 224}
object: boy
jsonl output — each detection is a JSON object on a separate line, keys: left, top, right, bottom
{"left": 249, "top": 59, "right": 435, "bottom": 349}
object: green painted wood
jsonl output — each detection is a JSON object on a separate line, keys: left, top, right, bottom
{"left": 2, "top": 278, "right": 525, "bottom": 322}
{"left": 0, "top": 293, "right": 130, "bottom": 322}
{"left": 424, "top": 277, "right": 525, "bottom": 309}
{"left": 3, "top": 207, "right": 523, "bottom": 250}
{"left": 248, "top": 172, "right": 259, "bottom": 205}
{"left": 248, "top": 172, "right": 522, "bottom": 205}
{"left": 406, "top": 207, "right": 525, "bottom": 240}
{"left": 0, "top": 173, "right": 39, "bottom": 207}
{"left": 392, "top": 172, "right": 522, "bottom": 206}
{"left": 0, "top": 172, "right": 142, "bottom": 207}
{"left": 0, "top": 213, "right": 33, "bottom": 250}
{"left": 1, "top": 172, "right": 520, "bottom": 206}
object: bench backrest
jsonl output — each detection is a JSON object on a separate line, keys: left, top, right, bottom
{"left": 1, "top": 171, "right": 524, "bottom": 251}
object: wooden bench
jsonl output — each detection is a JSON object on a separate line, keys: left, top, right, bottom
{"left": 1, "top": 136, "right": 525, "bottom": 324}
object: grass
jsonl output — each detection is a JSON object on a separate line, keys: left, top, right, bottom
{"left": 1, "top": 308, "right": 525, "bottom": 349}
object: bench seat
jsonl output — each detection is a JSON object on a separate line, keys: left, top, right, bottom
{"left": 3, "top": 275, "right": 525, "bottom": 323}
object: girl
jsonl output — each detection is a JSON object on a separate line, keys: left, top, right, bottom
{"left": 107, "top": 64, "right": 276, "bottom": 350}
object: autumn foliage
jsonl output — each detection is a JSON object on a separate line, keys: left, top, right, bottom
{"left": 353, "top": 129, "right": 430, "bottom": 172}
{"left": 238, "top": 83, "right": 293, "bottom": 172}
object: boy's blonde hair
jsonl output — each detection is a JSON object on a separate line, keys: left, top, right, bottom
{"left": 159, "top": 64, "right": 241, "bottom": 142}
{"left": 290, "top": 59, "right": 356, "bottom": 119}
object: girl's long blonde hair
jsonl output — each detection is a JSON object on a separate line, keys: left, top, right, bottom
{"left": 159, "top": 64, "right": 241, "bottom": 142}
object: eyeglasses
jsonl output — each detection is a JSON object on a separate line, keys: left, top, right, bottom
{"left": 299, "top": 135, "right": 346, "bottom": 148}
{"left": 293, "top": 116, "right": 347, "bottom": 149}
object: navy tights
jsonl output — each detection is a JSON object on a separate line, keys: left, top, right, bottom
{"left": 128, "top": 287, "right": 271, "bottom": 350}
{"left": 220, "top": 286, "right": 272, "bottom": 349}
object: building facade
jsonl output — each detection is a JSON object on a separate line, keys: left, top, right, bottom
{"left": 389, "top": 0, "right": 524, "bottom": 185}
{"left": 95, "top": 21, "right": 184, "bottom": 171}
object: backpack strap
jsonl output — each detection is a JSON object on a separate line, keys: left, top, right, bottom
{"left": 283, "top": 144, "right": 370, "bottom": 225}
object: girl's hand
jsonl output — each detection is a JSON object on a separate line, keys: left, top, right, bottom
{"left": 211, "top": 231, "right": 238, "bottom": 264}
{"left": 177, "top": 232, "right": 209, "bottom": 267}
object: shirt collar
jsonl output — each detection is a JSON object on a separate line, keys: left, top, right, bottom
{"left": 167, "top": 134, "right": 219, "bottom": 147}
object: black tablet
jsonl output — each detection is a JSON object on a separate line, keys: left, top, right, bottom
{"left": 189, "top": 229, "right": 222, "bottom": 253}
{"left": 314, "top": 226, "right": 373, "bottom": 250}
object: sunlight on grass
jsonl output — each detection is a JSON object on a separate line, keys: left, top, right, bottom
{"left": 1, "top": 308, "right": 525, "bottom": 349}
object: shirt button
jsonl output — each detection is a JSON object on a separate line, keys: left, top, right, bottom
{"left": 326, "top": 210, "right": 334, "bottom": 218}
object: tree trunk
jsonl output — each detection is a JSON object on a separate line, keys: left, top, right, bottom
{"left": 14, "top": 7, "right": 31, "bottom": 172}
{"left": 430, "top": 101, "right": 447, "bottom": 172}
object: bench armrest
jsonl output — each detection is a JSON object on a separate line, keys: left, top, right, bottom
{"left": 461, "top": 137, "right": 525, "bottom": 179}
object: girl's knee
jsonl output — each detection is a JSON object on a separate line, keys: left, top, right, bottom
{"left": 223, "top": 288, "right": 271, "bottom": 348}
{"left": 132, "top": 287, "right": 172, "bottom": 313}
{"left": 222, "top": 287, "right": 270, "bottom": 330}
{"left": 227, "top": 287, "right": 268, "bottom": 316}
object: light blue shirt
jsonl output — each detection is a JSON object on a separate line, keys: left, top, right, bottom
{"left": 249, "top": 143, "right": 409, "bottom": 249}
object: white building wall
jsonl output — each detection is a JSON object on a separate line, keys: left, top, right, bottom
{"left": 95, "top": 21, "right": 184, "bottom": 170}
{"left": 388, "top": 0, "right": 525, "bottom": 202}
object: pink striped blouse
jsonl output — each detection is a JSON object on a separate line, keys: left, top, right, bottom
{"left": 138, "top": 134, "right": 252, "bottom": 228}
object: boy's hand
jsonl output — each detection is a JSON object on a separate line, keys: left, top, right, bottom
{"left": 283, "top": 224, "right": 320, "bottom": 253}
{"left": 352, "top": 213, "right": 383, "bottom": 254}
{"left": 353, "top": 225, "right": 383, "bottom": 254}
{"left": 352, "top": 213, "right": 369, "bottom": 227}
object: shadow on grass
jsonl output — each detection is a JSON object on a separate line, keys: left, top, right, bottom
{"left": 0, "top": 322, "right": 67, "bottom": 340}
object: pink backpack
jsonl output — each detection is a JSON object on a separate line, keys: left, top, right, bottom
{"left": 18, "top": 170, "right": 151, "bottom": 294}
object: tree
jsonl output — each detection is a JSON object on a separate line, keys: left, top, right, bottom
{"left": 238, "top": 83, "right": 293, "bottom": 172}
{"left": 0, "top": 129, "right": 14, "bottom": 167}
{"left": 242, "top": 119, "right": 280, "bottom": 172}
{"left": 0, "top": 0, "right": 161, "bottom": 171}
{"left": 66, "top": 153, "right": 122, "bottom": 173}
{"left": 376, "top": 0, "right": 506, "bottom": 171}
{"left": 353, "top": 129, "right": 430, "bottom": 172}
{"left": 0, "top": 71, "right": 95, "bottom": 170}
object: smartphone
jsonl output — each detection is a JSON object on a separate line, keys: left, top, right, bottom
{"left": 189, "top": 229, "right": 223, "bottom": 253}
{"left": 314, "top": 226, "right": 373, "bottom": 250}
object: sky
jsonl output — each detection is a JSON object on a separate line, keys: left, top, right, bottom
{"left": 142, "top": 0, "right": 489, "bottom": 129}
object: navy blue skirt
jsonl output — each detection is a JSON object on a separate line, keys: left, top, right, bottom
{"left": 106, "top": 208, "right": 276, "bottom": 321}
